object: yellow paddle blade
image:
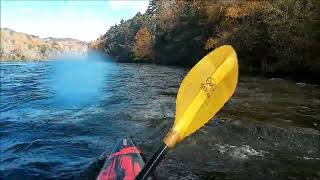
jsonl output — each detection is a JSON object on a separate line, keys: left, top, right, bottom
{"left": 164, "top": 45, "right": 238, "bottom": 147}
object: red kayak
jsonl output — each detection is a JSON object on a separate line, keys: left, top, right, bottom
{"left": 97, "top": 138, "right": 146, "bottom": 180}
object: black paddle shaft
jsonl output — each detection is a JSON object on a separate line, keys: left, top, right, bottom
{"left": 135, "top": 142, "right": 168, "bottom": 180}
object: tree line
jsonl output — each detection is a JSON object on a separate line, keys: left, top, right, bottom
{"left": 90, "top": 0, "right": 320, "bottom": 81}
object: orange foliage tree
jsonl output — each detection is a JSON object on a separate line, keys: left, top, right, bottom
{"left": 133, "top": 27, "right": 153, "bottom": 60}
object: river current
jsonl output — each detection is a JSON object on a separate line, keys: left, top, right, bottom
{"left": 1, "top": 60, "right": 319, "bottom": 179}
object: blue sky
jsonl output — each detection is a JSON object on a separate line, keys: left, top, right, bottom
{"left": 1, "top": 0, "right": 149, "bottom": 42}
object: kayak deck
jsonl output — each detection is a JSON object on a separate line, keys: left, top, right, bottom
{"left": 97, "top": 138, "right": 145, "bottom": 180}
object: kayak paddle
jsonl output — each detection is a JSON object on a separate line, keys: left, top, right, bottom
{"left": 135, "top": 45, "right": 239, "bottom": 180}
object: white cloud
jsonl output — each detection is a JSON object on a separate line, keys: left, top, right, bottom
{"left": 18, "top": 7, "right": 33, "bottom": 14}
{"left": 108, "top": 0, "right": 149, "bottom": 14}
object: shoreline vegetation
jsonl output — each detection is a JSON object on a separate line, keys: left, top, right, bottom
{"left": 90, "top": 0, "right": 320, "bottom": 83}
{"left": 0, "top": 28, "right": 88, "bottom": 61}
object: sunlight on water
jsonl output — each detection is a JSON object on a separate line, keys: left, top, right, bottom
{"left": 49, "top": 53, "right": 116, "bottom": 107}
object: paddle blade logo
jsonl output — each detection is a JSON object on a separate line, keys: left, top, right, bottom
{"left": 200, "top": 77, "right": 216, "bottom": 97}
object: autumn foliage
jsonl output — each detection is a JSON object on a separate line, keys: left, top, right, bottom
{"left": 133, "top": 27, "right": 153, "bottom": 60}
{"left": 91, "top": 0, "right": 320, "bottom": 81}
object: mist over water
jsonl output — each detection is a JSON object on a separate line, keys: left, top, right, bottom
{"left": 49, "top": 54, "right": 115, "bottom": 108}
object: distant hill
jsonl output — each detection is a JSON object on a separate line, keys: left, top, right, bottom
{"left": 0, "top": 28, "right": 88, "bottom": 61}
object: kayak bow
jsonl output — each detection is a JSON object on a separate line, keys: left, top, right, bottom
{"left": 97, "top": 138, "right": 146, "bottom": 180}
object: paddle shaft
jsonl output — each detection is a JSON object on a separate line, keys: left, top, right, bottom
{"left": 135, "top": 142, "right": 168, "bottom": 180}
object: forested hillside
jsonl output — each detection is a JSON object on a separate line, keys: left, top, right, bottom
{"left": 1, "top": 28, "right": 88, "bottom": 61}
{"left": 90, "top": 0, "right": 320, "bottom": 80}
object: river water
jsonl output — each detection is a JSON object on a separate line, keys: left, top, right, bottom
{"left": 1, "top": 60, "right": 319, "bottom": 180}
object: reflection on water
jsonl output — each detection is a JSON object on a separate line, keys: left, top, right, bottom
{"left": 0, "top": 60, "right": 319, "bottom": 180}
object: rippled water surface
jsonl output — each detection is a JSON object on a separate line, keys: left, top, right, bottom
{"left": 1, "top": 61, "right": 319, "bottom": 180}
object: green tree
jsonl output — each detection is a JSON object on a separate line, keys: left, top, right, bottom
{"left": 40, "top": 45, "right": 47, "bottom": 54}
